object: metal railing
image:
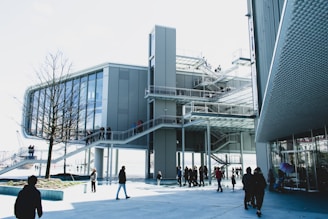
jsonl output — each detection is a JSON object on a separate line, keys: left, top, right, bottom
{"left": 0, "top": 115, "right": 183, "bottom": 174}
{"left": 183, "top": 101, "right": 255, "bottom": 117}
{"left": 145, "top": 85, "right": 223, "bottom": 100}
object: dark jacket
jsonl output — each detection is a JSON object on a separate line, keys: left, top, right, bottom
{"left": 118, "top": 169, "right": 127, "bottom": 184}
{"left": 242, "top": 172, "right": 254, "bottom": 192}
{"left": 253, "top": 172, "right": 267, "bottom": 193}
{"left": 15, "top": 185, "right": 43, "bottom": 219}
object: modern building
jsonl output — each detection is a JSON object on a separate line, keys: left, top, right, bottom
{"left": 0, "top": 25, "right": 257, "bottom": 183}
{"left": 2, "top": 1, "right": 327, "bottom": 193}
{"left": 248, "top": 0, "right": 328, "bottom": 191}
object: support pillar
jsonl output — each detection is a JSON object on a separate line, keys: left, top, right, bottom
{"left": 240, "top": 132, "right": 244, "bottom": 176}
{"left": 182, "top": 125, "right": 185, "bottom": 177}
{"left": 109, "top": 144, "right": 114, "bottom": 184}
{"left": 206, "top": 120, "right": 212, "bottom": 185}
{"left": 94, "top": 148, "right": 104, "bottom": 178}
{"left": 106, "top": 146, "right": 110, "bottom": 184}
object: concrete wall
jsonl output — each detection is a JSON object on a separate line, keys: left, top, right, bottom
{"left": 151, "top": 26, "right": 177, "bottom": 179}
{"left": 248, "top": 0, "right": 284, "bottom": 178}
{"left": 106, "top": 66, "right": 148, "bottom": 146}
{"left": 250, "top": 0, "right": 284, "bottom": 111}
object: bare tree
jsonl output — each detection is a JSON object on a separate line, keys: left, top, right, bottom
{"left": 30, "top": 51, "right": 79, "bottom": 179}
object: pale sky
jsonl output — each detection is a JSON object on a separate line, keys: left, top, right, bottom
{"left": 0, "top": 0, "right": 249, "bottom": 151}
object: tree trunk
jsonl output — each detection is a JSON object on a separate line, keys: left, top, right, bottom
{"left": 45, "top": 137, "right": 54, "bottom": 179}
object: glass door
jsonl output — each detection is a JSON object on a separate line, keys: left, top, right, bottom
{"left": 298, "top": 150, "right": 318, "bottom": 191}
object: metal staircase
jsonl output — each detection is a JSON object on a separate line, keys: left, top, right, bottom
{"left": 0, "top": 116, "right": 182, "bottom": 175}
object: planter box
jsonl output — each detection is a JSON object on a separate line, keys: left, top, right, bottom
{"left": 0, "top": 185, "right": 64, "bottom": 201}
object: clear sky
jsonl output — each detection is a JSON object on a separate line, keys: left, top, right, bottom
{"left": 0, "top": 0, "right": 249, "bottom": 151}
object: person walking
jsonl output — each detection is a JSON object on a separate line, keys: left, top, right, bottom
{"left": 204, "top": 165, "right": 208, "bottom": 179}
{"left": 156, "top": 171, "right": 162, "bottom": 186}
{"left": 253, "top": 167, "right": 267, "bottom": 217}
{"left": 215, "top": 167, "right": 223, "bottom": 192}
{"left": 90, "top": 168, "right": 97, "bottom": 192}
{"left": 14, "top": 175, "right": 43, "bottom": 219}
{"left": 192, "top": 166, "right": 198, "bottom": 186}
{"left": 116, "top": 166, "right": 130, "bottom": 200}
{"left": 183, "top": 166, "right": 189, "bottom": 186}
{"left": 231, "top": 174, "right": 236, "bottom": 191}
{"left": 177, "top": 166, "right": 182, "bottom": 187}
{"left": 199, "top": 166, "right": 205, "bottom": 187}
{"left": 242, "top": 167, "right": 255, "bottom": 210}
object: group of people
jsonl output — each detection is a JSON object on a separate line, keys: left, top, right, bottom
{"left": 242, "top": 166, "right": 267, "bottom": 217}
{"left": 28, "top": 145, "right": 35, "bottom": 159}
{"left": 232, "top": 167, "right": 242, "bottom": 177}
{"left": 183, "top": 165, "right": 208, "bottom": 187}
{"left": 86, "top": 127, "right": 112, "bottom": 144}
{"left": 15, "top": 165, "right": 270, "bottom": 218}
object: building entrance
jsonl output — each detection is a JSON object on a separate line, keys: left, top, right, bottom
{"left": 279, "top": 150, "right": 318, "bottom": 192}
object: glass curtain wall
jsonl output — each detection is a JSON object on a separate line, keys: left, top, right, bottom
{"left": 270, "top": 128, "right": 328, "bottom": 192}
{"left": 27, "top": 71, "right": 103, "bottom": 142}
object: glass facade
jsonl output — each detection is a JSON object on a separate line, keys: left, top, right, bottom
{"left": 270, "top": 128, "right": 328, "bottom": 192}
{"left": 26, "top": 71, "right": 103, "bottom": 141}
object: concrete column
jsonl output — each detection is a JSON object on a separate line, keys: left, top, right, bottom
{"left": 204, "top": 131, "right": 208, "bottom": 181}
{"left": 115, "top": 149, "right": 119, "bottom": 176}
{"left": 94, "top": 148, "right": 104, "bottom": 178}
{"left": 109, "top": 144, "right": 114, "bottom": 184}
{"left": 206, "top": 121, "right": 212, "bottom": 185}
{"left": 177, "top": 152, "right": 181, "bottom": 167}
{"left": 182, "top": 125, "right": 185, "bottom": 176}
{"left": 240, "top": 132, "right": 244, "bottom": 175}
{"left": 106, "top": 146, "right": 110, "bottom": 184}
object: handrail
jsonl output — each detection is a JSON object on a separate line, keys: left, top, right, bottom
{"left": 0, "top": 115, "right": 183, "bottom": 175}
{"left": 212, "top": 133, "right": 239, "bottom": 146}
{"left": 183, "top": 101, "right": 255, "bottom": 117}
{"left": 211, "top": 153, "right": 242, "bottom": 166}
{"left": 145, "top": 85, "right": 223, "bottom": 100}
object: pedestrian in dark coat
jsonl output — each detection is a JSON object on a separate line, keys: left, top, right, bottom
{"left": 253, "top": 167, "right": 267, "bottom": 217}
{"left": 199, "top": 166, "right": 205, "bottom": 186}
{"left": 183, "top": 166, "right": 189, "bottom": 186}
{"left": 177, "top": 166, "right": 182, "bottom": 187}
{"left": 231, "top": 174, "right": 236, "bottom": 191}
{"left": 242, "top": 167, "right": 255, "bottom": 209}
{"left": 116, "top": 166, "right": 130, "bottom": 200}
{"left": 14, "top": 175, "right": 43, "bottom": 219}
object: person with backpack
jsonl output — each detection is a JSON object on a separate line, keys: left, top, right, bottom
{"left": 14, "top": 175, "right": 43, "bottom": 219}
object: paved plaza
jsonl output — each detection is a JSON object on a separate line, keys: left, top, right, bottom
{"left": 1, "top": 178, "right": 328, "bottom": 219}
